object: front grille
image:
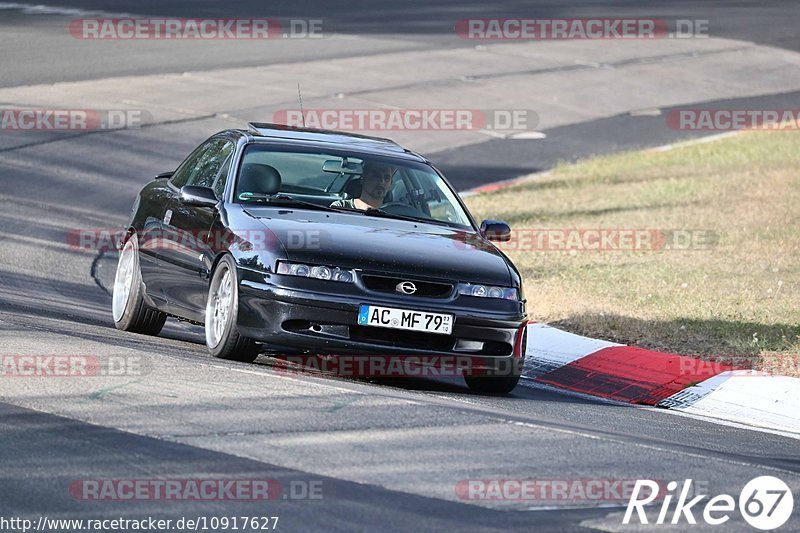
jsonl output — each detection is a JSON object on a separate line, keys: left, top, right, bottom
{"left": 361, "top": 275, "right": 453, "bottom": 298}
{"left": 349, "top": 326, "right": 455, "bottom": 351}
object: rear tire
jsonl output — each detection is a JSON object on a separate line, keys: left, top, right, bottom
{"left": 464, "top": 374, "right": 520, "bottom": 394}
{"left": 112, "top": 234, "right": 167, "bottom": 335}
{"left": 205, "top": 255, "right": 259, "bottom": 362}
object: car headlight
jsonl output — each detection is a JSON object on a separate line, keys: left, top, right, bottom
{"left": 457, "top": 283, "right": 518, "bottom": 300}
{"left": 277, "top": 261, "right": 355, "bottom": 283}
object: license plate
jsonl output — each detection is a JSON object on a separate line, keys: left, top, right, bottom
{"left": 358, "top": 305, "right": 453, "bottom": 335}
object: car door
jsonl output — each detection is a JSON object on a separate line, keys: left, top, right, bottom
{"left": 139, "top": 140, "right": 212, "bottom": 302}
{"left": 156, "top": 138, "right": 234, "bottom": 319}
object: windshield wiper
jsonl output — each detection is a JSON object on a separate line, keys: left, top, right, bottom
{"left": 329, "top": 205, "right": 416, "bottom": 221}
{"left": 362, "top": 207, "right": 439, "bottom": 225}
{"left": 250, "top": 199, "right": 454, "bottom": 227}
{"left": 239, "top": 193, "right": 338, "bottom": 212}
{"left": 335, "top": 205, "right": 453, "bottom": 226}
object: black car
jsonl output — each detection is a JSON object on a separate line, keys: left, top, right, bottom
{"left": 112, "top": 123, "right": 527, "bottom": 392}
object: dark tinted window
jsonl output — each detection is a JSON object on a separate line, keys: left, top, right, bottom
{"left": 170, "top": 139, "right": 234, "bottom": 189}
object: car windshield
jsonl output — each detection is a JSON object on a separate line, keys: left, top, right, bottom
{"left": 234, "top": 145, "right": 474, "bottom": 228}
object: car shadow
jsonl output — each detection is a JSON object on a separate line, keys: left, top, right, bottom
{"left": 251, "top": 354, "right": 605, "bottom": 402}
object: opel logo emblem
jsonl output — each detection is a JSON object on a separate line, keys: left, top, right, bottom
{"left": 396, "top": 281, "right": 417, "bottom": 295}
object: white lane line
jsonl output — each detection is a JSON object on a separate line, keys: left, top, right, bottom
{"left": 476, "top": 129, "right": 547, "bottom": 140}
{"left": 503, "top": 419, "right": 800, "bottom": 476}
{"left": 506, "top": 131, "right": 547, "bottom": 140}
{"left": 628, "top": 108, "right": 662, "bottom": 117}
{"left": 656, "top": 406, "right": 800, "bottom": 441}
{"left": 229, "top": 324, "right": 800, "bottom": 440}
{"left": 518, "top": 377, "right": 800, "bottom": 441}
{"left": 202, "top": 349, "right": 800, "bottom": 456}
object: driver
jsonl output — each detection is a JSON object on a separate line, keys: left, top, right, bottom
{"left": 331, "top": 162, "right": 395, "bottom": 209}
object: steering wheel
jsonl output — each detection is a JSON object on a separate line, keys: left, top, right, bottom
{"left": 378, "top": 202, "right": 425, "bottom": 218}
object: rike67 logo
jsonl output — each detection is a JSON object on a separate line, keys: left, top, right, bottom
{"left": 624, "top": 477, "right": 794, "bottom": 530}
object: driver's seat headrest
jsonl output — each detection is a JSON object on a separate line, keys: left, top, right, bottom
{"left": 239, "top": 163, "right": 281, "bottom": 195}
{"left": 342, "top": 178, "right": 362, "bottom": 199}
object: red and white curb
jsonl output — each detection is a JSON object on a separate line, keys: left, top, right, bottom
{"left": 523, "top": 323, "right": 800, "bottom": 436}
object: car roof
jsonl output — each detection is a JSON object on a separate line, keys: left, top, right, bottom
{"left": 238, "top": 122, "right": 428, "bottom": 163}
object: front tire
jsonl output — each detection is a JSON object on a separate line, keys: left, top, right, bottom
{"left": 112, "top": 234, "right": 167, "bottom": 335}
{"left": 205, "top": 255, "right": 259, "bottom": 362}
{"left": 464, "top": 374, "right": 520, "bottom": 394}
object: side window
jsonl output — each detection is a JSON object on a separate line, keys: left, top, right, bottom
{"left": 170, "top": 139, "right": 234, "bottom": 189}
{"left": 169, "top": 141, "right": 212, "bottom": 188}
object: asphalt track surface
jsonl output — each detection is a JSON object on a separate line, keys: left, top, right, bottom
{"left": 2, "top": 0, "right": 799, "bottom": 87}
{"left": 1, "top": 2, "right": 799, "bottom": 531}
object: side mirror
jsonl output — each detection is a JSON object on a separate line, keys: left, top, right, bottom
{"left": 180, "top": 186, "right": 218, "bottom": 208}
{"left": 480, "top": 220, "right": 511, "bottom": 242}
{"left": 154, "top": 171, "right": 174, "bottom": 180}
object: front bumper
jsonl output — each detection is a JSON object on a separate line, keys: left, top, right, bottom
{"left": 236, "top": 272, "right": 527, "bottom": 375}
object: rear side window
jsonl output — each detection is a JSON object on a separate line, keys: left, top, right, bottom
{"left": 170, "top": 139, "right": 234, "bottom": 189}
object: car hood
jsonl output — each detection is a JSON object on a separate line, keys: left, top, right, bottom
{"left": 243, "top": 208, "right": 513, "bottom": 286}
